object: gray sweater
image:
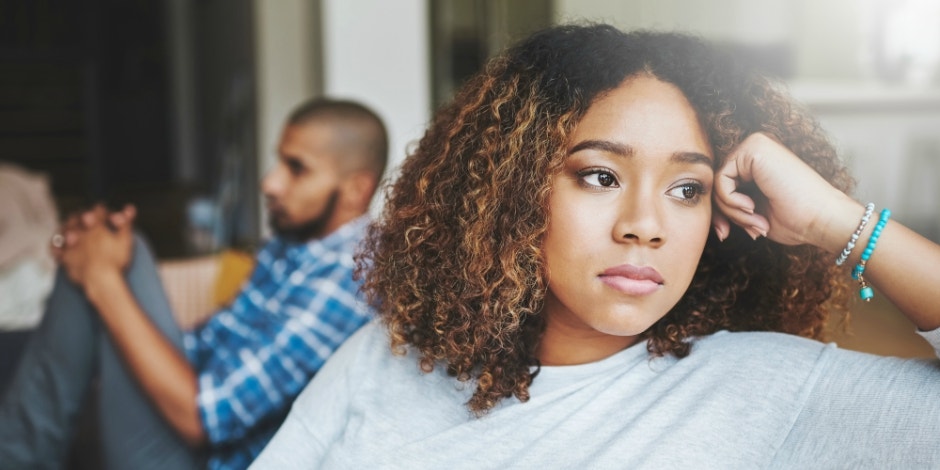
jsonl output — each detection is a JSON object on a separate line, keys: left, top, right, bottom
{"left": 251, "top": 321, "right": 940, "bottom": 469}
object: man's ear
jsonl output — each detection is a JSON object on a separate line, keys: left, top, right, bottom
{"left": 340, "top": 170, "right": 378, "bottom": 212}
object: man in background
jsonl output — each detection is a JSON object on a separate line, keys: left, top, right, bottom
{"left": 0, "top": 98, "right": 388, "bottom": 470}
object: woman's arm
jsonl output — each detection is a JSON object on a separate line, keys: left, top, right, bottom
{"left": 713, "top": 133, "right": 940, "bottom": 331}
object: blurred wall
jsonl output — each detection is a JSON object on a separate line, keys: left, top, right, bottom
{"left": 254, "top": 0, "right": 319, "bottom": 227}
{"left": 321, "top": 0, "right": 431, "bottom": 187}
{"left": 554, "top": 0, "right": 940, "bottom": 83}
{"left": 554, "top": 0, "right": 793, "bottom": 46}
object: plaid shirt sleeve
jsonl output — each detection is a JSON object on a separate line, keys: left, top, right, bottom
{"left": 185, "top": 224, "right": 372, "bottom": 448}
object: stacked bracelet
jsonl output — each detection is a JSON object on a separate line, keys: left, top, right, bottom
{"left": 851, "top": 208, "right": 891, "bottom": 302}
{"left": 835, "top": 202, "right": 875, "bottom": 266}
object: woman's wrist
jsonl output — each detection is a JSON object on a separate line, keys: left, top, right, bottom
{"left": 808, "top": 193, "right": 864, "bottom": 255}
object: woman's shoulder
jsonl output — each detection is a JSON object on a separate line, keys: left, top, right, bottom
{"left": 688, "top": 329, "right": 937, "bottom": 376}
{"left": 290, "top": 320, "right": 397, "bottom": 416}
{"left": 687, "top": 330, "right": 837, "bottom": 372}
{"left": 327, "top": 319, "right": 393, "bottom": 370}
{"left": 318, "top": 319, "right": 432, "bottom": 389}
{"left": 696, "top": 329, "right": 830, "bottom": 352}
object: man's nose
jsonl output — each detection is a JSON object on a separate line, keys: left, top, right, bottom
{"left": 261, "top": 166, "right": 285, "bottom": 197}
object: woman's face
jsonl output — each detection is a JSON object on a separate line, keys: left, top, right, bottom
{"left": 539, "top": 75, "right": 714, "bottom": 365}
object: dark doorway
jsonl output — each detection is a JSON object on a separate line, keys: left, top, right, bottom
{"left": 0, "top": 0, "right": 260, "bottom": 258}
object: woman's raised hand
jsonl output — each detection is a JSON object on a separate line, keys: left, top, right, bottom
{"left": 712, "top": 132, "right": 858, "bottom": 252}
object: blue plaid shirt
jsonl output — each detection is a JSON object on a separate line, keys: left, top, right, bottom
{"left": 183, "top": 216, "right": 373, "bottom": 470}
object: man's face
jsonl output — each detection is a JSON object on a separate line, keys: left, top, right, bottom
{"left": 261, "top": 121, "right": 344, "bottom": 241}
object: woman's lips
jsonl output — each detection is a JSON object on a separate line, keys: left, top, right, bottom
{"left": 598, "top": 264, "right": 664, "bottom": 296}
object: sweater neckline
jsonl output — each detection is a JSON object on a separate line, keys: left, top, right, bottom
{"left": 532, "top": 339, "right": 651, "bottom": 385}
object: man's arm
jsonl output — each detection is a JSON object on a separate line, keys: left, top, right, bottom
{"left": 59, "top": 206, "right": 205, "bottom": 446}
{"left": 192, "top": 225, "right": 373, "bottom": 446}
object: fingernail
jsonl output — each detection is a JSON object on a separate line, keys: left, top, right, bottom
{"left": 750, "top": 225, "right": 766, "bottom": 239}
{"left": 741, "top": 206, "right": 754, "bottom": 215}
{"left": 713, "top": 224, "right": 727, "bottom": 242}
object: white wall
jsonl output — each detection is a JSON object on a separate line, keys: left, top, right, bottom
{"left": 553, "top": 0, "right": 793, "bottom": 46}
{"left": 321, "top": 0, "right": 431, "bottom": 186}
{"left": 254, "top": 0, "right": 318, "bottom": 179}
{"left": 552, "top": 0, "right": 864, "bottom": 80}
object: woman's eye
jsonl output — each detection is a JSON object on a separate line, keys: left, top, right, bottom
{"left": 579, "top": 169, "right": 619, "bottom": 188}
{"left": 668, "top": 182, "right": 705, "bottom": 203}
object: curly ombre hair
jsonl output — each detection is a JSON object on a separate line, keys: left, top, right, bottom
{"left": 358, "top": 24, "right": 855, "bottom": 414}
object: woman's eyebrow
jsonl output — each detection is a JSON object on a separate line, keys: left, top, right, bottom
{"left": 570, "top": 140, "right": 712, "bottom": 167}
{"left": 671, "top": 151, "right": 713, "bottom": 167}
{"left": 569, "top": 139, "right": 634, "bottom": 157}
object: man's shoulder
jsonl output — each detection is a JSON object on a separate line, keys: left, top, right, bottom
{"left": 324, "top": 215, "right": 371, "bottom": 250}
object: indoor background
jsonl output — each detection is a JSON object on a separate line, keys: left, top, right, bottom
{"left": 3, "top": 0, "right": 938, "bottom": 356}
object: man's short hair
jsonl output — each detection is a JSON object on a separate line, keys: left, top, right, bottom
{"left": 287, "top": 98, "right": 389, "bottom": 179}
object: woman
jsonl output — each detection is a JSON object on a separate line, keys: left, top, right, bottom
{"left": 251, "top": 24, "right": 940, "bottom": 468}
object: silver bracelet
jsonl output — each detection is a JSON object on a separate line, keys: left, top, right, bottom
{"left": 835, "top": 202, "right": 875, "bottom": 266}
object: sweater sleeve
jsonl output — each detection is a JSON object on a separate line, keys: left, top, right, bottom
{"left": 771, "top": 343, "right": 940, "bottom": 468}
{"left": 916, "top": 326, "right": 940, "bottom": 358}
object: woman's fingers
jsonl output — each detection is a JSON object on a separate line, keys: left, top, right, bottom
{"left": 715, "top": 132, "right": 851, "bottom": 247}
{"left": 713, "top": 154, "right": 770, "bottom": 239}
{"left": 711, "top": 210, "right": 730, "bottom": 242}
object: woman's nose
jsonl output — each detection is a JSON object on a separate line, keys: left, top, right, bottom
{"left": 613, "top": 196, "right": 665, "bottom": 247}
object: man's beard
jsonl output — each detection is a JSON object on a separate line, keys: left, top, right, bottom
{"left": 268, "top": 189, "right": 340, "bottom": 242}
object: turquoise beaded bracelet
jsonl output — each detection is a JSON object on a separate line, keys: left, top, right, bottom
{"left": 851, "top": 208, "right": 891, "bottom": 302}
